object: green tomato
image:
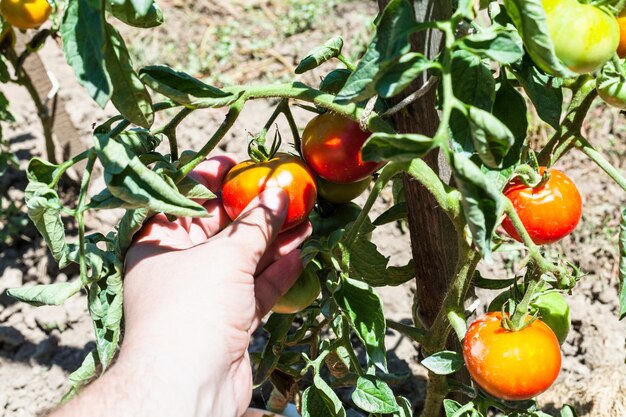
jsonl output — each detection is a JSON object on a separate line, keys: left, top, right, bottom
{"left": 545, "top": 0, "right": 619, "bottom": 74}
{"left": 488, "top": 287, "right": 570, "bottom": 344}
{"left": 272, "top": 263, "right": 321, "bottom": 314}
{"left": 317, "top": 176, "right": 371, "bottom": 204}
{"left": 597, "top": 59, "right": 626, "bottom": 109}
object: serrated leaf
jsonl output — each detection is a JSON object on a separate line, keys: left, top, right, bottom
{"left": 335, "top": 277, "right": 387, "bottom": 370}
{"left": 7, "top": 280, "right": 83, "bottom": 307}
{"left": 139, "top": 66, "right": 242, "bottom": 108}
{"left": 61, "top": 0, "right": 112, "bottom": 107}
{"left": 362, "top": 132, "right": 435, "bottom": 163}
{"left": 296, "top": 36, "right": 344, "bottom": 74}
{"left": 421, "top": 351, "right": 464, "bottom": 375}
{"left": 352, "top": 375, "right": 398, "bottom": 414}
{"left": 104, "top": 24, "right": 154, "bottom": 128}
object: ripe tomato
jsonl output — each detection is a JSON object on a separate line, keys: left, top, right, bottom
{"left": 272, "top": 263, "right": 321, "bottom": 314}
{"left": 463, "top": 312, "right": 561, "bottom": 401}
{"left": 544, "top": 0, "right": 619, "bottom": 74}
{"left": 221, "top": 153, "right": 317, "bottom": 232}
{"left": 301, "top": 112, "right": 383, "bottom": 184}
{"left": 501, "top": 168, "right": 582, "bottom": 245}
{"left": 317, "top": 176, "right": 371, "bottom": 204}
{"left": 488, "top": 288, "right": 571, "bottom": 344}
{"left": 0, "top": 0, "right": 51, "bottom": 30}
{"left": 618, "top": 10, "right": 626, "bottom": 58}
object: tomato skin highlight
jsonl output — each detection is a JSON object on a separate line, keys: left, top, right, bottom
{"left": 221, "top": 153, "right": 317, "bottom": 232}
{"left": 317, "top": 176, "right": 371, "bottom": 204}
{"left": 501, "top": 168, "right": 582, "bottom": 245}
{"left": 544, "top": 0, "right": 619, "bottom": 74}
{"left": 0, "top": 0, "right": 51, "bottom": 30}
{"left": 272, "top": 263, "right": 321, "bottom": 314}
{"left": 301, "top": 113, "right": 383, "bottom": 184}
{"left": 463, "top": 312, "right": 562, "bottom": 401}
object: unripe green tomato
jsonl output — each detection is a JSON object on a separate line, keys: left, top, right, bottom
{"left": 597, "top": 59, "right": 626, "bottom": 109}
{"left": 488, "top": 289, "right": 570, "bottom": 344}
{"left": 272, "top": 263, "right": 321, "bottom": 314}
{"left": 317, "top": 176, "right": 371, "bottom": 204}
{"left": 309, "top": 202, "right": 362, "bottom": 238}
{"left": 544, "top": 0, "right": 619, "bottom": 74}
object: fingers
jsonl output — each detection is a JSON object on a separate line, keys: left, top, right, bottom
{"left": 252, "top": 249, "right": 304, "bottom": 330}
{"left": 255, "top": 220, "right": 312, "bottom": 275}
{"left": 188, "top": 153, "right": 238, "bottom": 193}
{"left": 210, "top": 188, "right": 289, "bottom": 275}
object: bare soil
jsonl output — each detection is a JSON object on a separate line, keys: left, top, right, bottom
{"left": 0, "top": 2, "right": 624, "bottom": 416}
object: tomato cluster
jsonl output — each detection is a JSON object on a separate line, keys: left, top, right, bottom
{"left": 221, "top": 112, "right": 381, "bottom": 313}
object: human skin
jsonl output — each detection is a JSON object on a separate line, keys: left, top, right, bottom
{"left": 51, "top": 154, "right": 312, "bottom": 417}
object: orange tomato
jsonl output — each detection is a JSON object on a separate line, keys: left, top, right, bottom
{"left": 463, "top": 312, "right": 562, "bottom": 401}
{"left": 0, "top": 0, "right": 51, "bottom": 30}
{"left": 221, "top": 153, "right": 317, "bottom": 232}
{"left": 618, "top": 11, "right": 626, "bottom": 58}
{"left": 501, "top": 168, "right": 582, "bottom": 245}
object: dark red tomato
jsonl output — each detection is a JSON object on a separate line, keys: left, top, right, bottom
{"left": 501, "top": 168, "right": 582, "bottom": 245}
{"left": 301, "top": 112, "right": 383, "bottom": 184}
{"left": 463, "top": 312, "right": 562, "bottom": 401}
{"left": 221, "top": 153, "right": 317, "bottom": 231}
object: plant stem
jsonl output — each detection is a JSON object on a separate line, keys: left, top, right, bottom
{"left": 154, "top": 107, "right": 194, "bottom": 161}
{"left": 281, "top": 102, "right": 302, "bottom": 155}
{"left": 337, "top": 53, "right": 356, "bottom": 71}
{"left": 575, "top": 136, "right": 626, "bottom": 192}
{"left": 537, "top": 75, "right": 597, "bottom": 165}
{"left": 178, "top": 97, "right": 246, "bottom": 178}
{"left": 76, "top": 151, "right": 97, "bottom": 284}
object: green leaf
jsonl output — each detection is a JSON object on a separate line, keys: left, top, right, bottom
{"left": 618, "top": 208, "right": 626, "bottom": 320}
{"left": 392, "top": 396, "right": 413, "bottom": 417}
{"left": 466, "top": 105, "right": 515, "bottom": 169}
{"left": 560, "top": 405, "right": 578, "bottom": 417}
{"left": 108, "top": 0, "right": 163, "bottom": 28}
{"left": 129, "top": 0, "right": 153, "bottom": 16}
{"left": 336, "top": 0, "right": 415, "bottom": 102}
{"left": 116, "top": 208, "right": 151, "bottom": 254}
{"left": 459, "top": 27, "right": 524, "bottom": 65}
{"left": 296, "top": 36, "right": 344, "bottom": 74}
{"left": 473, "top": 271, "right": 517, "bottom": 290}
{"left": 373, "top": 202, "right": 407, "bottom": 226}
{"left": 93, "top": 134, "right": 208, "bottom": 217}
{"left": 352, "top": 375, "right": 398, "bottom": 414}
{"left": 104, "top": 24, "right": 154, "bottom": 128}
{"left": 26, "top": 158, "right": 61, "bottom": 185}
{"left": 61, "top": 0, "right": 112, "bottom": 107}
{"left": 421, "top": 351, "right": 464, "bottom": 375}
{"left": 375, "top": 52, "right": 435, "bottom": 98}
{"left": 253, "top": 313, "right": 294, "bottom": 386}
{"left": 320, "top": 69, "right": 352, "bottom": 95}
{"left": 302, "top": 382, "right": 346, "bottom": 417}
{"left": 116, "top": 129, "right": 162, "bottom": 155}
{"left": 7, "top": 279, "right": 83, "bottom": 307}
{"left": 335, "top": 277, "right": 387, "bottom": 370}
{"left": 25, "top": 182, "right": 69, "bottom": 267}
{"left": 349, "top": 238, "right": 414, "bottom": 287}
{"left": 0, "top": 91, "right": 14, "bottom": 122}
{"left": 443, "top": 400, "right": 477, "bottom": 417}
{"left": 493, "top": 80, "right": 528, "bottom": 168}
{"left": 62, "top": 350, "right": 97, "bottom": 402}
{"left": 503, "top": 0, "right": 577, "bottom": 78}
{"left": 511, "top": 59, "right": 563, "bottom": 130}
{"left": 139, "top": 66, "right": 242, "bottom": 108}
{"left": 450, "top": 153, "right": 503, "bottom": 258}
{"left": 362, "top": 132, "right": 436, "bottom": 163}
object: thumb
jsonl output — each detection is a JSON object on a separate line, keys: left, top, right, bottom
{"left": 215, "top": 188, "right": 290, "bottom": 273}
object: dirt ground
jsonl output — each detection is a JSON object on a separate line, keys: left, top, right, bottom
{"left": 0, "top": 1, "right": 624, "bottom": 416}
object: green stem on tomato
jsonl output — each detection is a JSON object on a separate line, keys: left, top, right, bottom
{"left": 337, "top": 53, "right": 356, "bottom": 72}
{"left": 575, "top": 136, "right": 626, "bottom": 192}
{"left": 507, "top": 275, "right": 541, "bottom": 330}
{"left": 153, "top": 107, "right": 194, "bottom": 162}
{"left": 178, "top": 97, "right": 247, "bottom": 178}
{"left": 537, "top": 74, "right": 597, "bottom": 166}
{"left": 281, "top": 102, "right": 302, "bottom": 155}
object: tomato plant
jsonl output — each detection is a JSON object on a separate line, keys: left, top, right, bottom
{"left": 543, "top": 0, "right": 619, "bottom": 74}
{"left": 502, "top": 168, "right": 582, "bottom": 245}
{"left": 0, "top": 0, "right": 51, "bottom": 30}
{"left": 463, "top": 312, "right": 562, "bottom": 401}
{"left": 301, "top": 112, "right": 383, "bottom": 184}
{"left": 221, "top": 153, "right": 317, "bottom": 232}
{"left": 272, "top": 262, "right": 321, "bottom": 314}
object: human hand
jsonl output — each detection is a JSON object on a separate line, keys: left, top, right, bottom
{"left": 54, "top": 154, "right": 311, "bottom": 417}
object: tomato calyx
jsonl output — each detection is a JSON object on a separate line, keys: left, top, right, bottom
{"left": 248, "top": 129, "right": 282, "bottom": 163}
{"left": 499, "top": 275, "right": 543, "bottom": 332}
{"left": 509, "top": 163, "right": 550, "bottom": 189}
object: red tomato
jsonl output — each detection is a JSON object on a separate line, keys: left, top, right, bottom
{"left": 301, "top": 112, "right": 383, "bottom": 184}
{"left": 463, "top": 312, "right": 562, "bottom": 401}
{"left": 221, "top": 153, "right": 317, "bottom": 231}
{"left": 501, "top": 168, "right": 582, "bottom": 245}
